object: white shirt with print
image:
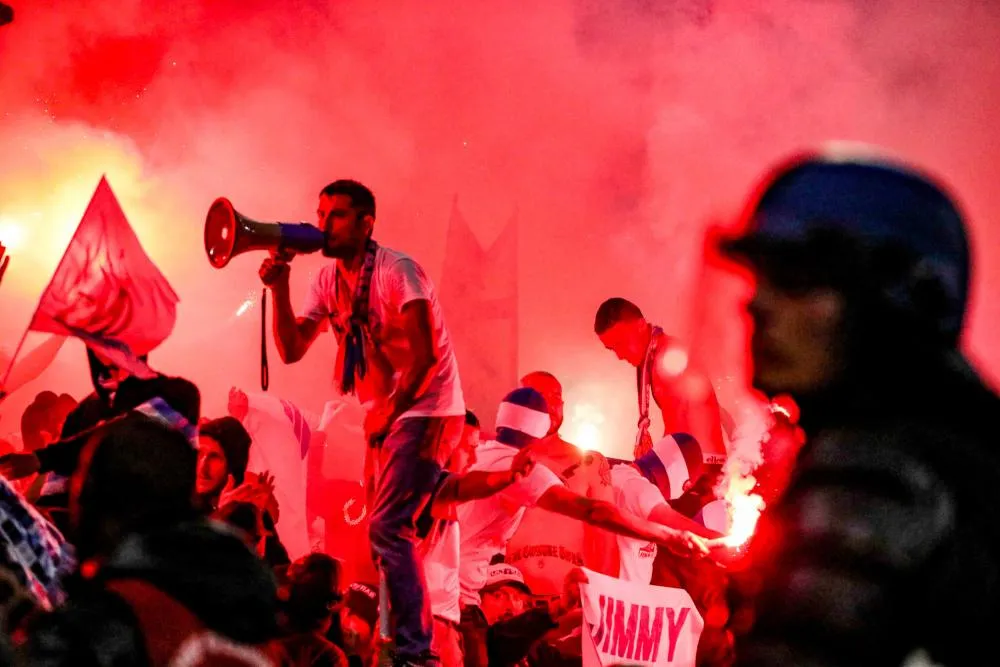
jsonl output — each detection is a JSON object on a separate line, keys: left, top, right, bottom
{"left": 456, "top": 440, "right": 563, "bottom": 606}
{"left": 301, "top": 246, "right": 464, "bottom": 419}
{"left": 611, "top": 463, "right": 669, "bottom": 584}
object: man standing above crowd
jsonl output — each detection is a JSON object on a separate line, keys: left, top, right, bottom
{"left": 259, "top": 179, "right": 465, "bottom": 667}
{"left": 595, "top": 297, "right": 727, "bottom": 461}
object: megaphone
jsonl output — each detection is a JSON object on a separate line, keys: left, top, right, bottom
{"left": 204, "top": 197, "right": 326, "bottom": 269}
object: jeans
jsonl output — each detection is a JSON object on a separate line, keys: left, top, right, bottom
{"left": 369, "top": 415, "right": 464, "bottom": 661}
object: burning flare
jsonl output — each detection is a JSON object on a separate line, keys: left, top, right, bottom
{"left": 715, "top": 404, "right": 769, "bottom": 548}
{"left": 722, "top": 480, "right": 765, "bottom": 548}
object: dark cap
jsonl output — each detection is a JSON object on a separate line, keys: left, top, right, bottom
{"left": 199, "top": 417, "right": 252, "bottom": 484}
{"left": 721, "top": 146, "right": 970, "bottom": 341}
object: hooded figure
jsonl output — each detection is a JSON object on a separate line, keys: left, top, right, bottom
{"left": 722, "top": 147, "right": 1000, "bottom": 667}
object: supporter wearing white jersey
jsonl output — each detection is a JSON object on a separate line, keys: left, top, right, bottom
{"left": 456, "top": 388, "right": 709, "bottom": 609}
{"left": 259, "top": 180, "right": 468, "bottom": 665}
{"left": 405, "top": 409, "right": 540, "bottom": 667}
{"left": 457, "top": 436, "right": 561, "bottom": 604}
{"left": 505, "top": 371, "right": 619, "bottom": 598}
{"left": 612, "top": 434, "right": 728, "bottom": 584}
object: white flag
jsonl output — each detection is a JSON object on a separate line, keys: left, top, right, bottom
{"left": 241, "top": 391, "right": 316, "bottom": 560}
{"left": 27, "top": 177, "right": 177, "bottom": 377}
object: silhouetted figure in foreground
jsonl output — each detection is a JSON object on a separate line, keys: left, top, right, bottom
{"left": 722, "top": 148, "right": 1000, "bottom": 666}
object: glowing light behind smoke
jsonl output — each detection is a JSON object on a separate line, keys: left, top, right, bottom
{"left": 659, "top": 348, "right": 689, "bottom": 378}
{"left": 565, "top": 402, "right": 606, "bottom": 454}
{"left": 0, "top": 219, "right": 25, "bottom": 251}
{"left": 0, "top": 126, "right": 172, "bottom": 304}
{"left": 574, "top": 422, "right": 602, "bottom": 452}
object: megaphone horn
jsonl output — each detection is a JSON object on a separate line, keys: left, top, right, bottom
{"left": 204, "top": 197, "right": 326, "bottom": 269}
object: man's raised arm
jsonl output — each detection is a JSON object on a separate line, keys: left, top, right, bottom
{"left": 536, "top": 485, "right": 708, "bottom": 555}
{"left": 429, "top": 448, "right": 536, "bottom": 517}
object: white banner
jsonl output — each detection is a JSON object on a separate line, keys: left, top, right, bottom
{"left": 241, "top": 391, "right": 318, "bottom": 559}
{"left": 580, "top": 568, "right": 703, "bottom": 667}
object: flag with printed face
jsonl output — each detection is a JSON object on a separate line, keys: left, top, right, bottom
{"left": 581, "top": 568, "right": 703, "bottom": 666}
{"left": 241, "top": 391, "right": 319, "bottom": 560}
{"left": 27, "top": 177, "right": 177, "bottom": 378}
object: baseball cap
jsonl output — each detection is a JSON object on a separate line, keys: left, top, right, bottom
{"left": 344, "top": 582, "right": 379, "bottom": 630}
{"left": 481, "top": 563, "right": 532, "bottom": 596}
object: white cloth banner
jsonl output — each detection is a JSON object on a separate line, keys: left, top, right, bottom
{"left": 317, "top": 397, "right": 366, "bottom": 482}
{"left": 241, "top": 391, "right": 318, "bottom": 560}
{"left": 580, "top": 568, "right": 703, "bottom": 667}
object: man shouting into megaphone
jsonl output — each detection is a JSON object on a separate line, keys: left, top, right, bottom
{"left": 258, "top": 180, "right": 465, "bottom": 667}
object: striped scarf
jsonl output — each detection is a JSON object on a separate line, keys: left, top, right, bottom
{"left": 133, "top": 396, "right": 199, "bottom": 446}
{"left": 635, "top": 326, "right": 663, "bottom": 457}
{"left": 338, "top": 239, "right": 379, "bottom": 395}
{"left": 0, "top": 477, "right": 75, "bottom": 609}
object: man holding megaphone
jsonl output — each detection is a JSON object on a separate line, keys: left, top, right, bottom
{"left": 257, "top": 179, "right": 466, "bottom": 667}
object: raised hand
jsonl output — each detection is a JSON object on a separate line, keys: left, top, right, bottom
{"left": 218, "top": 473, "right": 275, "bottom": 515}
{"left": 659, "top": 526, "right": 711, "bottom": 557}
{"left": 509, "top": 446, "right": 536, "bottom": 482}
{"left": 257, "top": 471, "right": 280, "bottom": 520}
{"left": 554, "top": 567, "right": 589, "bottom": 616}
{"left": 228, "top": 387, "right": 249, "bottom": 421}
{"left": 258, "top": 254, "right": 290, "bottom": 288}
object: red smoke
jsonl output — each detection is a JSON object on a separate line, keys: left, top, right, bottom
{"left": 1, "top": 1, "right": 999, "bottom": 459}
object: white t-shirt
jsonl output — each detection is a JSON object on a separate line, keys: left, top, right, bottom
{"left": 611, "top": 463, "right": 669, "bottom": 585}
{"left": 301, "top": 246, "right": 464, "bottom": 419}
{"left": 457, "top": 440, "right": 563, "bottom": 606}
{"left": 419, "top": 519, "right": 461, "bottom": 624}
{"left": 505, "top": 448, "right": 613, "bottom": 597}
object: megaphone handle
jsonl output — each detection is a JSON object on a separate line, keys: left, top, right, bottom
{"left": 260, "top": 288, "right": 270, "bottom": 392}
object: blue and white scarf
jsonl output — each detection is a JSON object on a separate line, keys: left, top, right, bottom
{"left": 0, "top": 477, "right": 75, "bottom": 609}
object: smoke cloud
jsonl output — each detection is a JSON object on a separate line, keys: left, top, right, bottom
{"left": 1, "top": 0, "right": 998, "bottom": 456}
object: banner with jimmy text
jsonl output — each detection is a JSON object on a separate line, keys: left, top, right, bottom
{"left": 581, "top": 568, "right": 703, "bottom": 667}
